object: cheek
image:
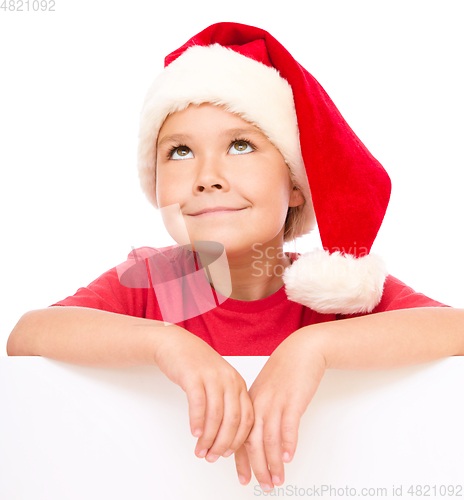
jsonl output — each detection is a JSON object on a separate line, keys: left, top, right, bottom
{"left": 250, "top": 165, "right": 292, "bottom": 205}
{"left": 156, "top": 168, "right": 182, "bottom": 206}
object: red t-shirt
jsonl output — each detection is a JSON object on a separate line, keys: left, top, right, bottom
{"left": 50, "top": 245, "right": 450, "bottom": 355}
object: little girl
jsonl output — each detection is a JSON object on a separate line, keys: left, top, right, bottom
{"left": 7, "top": 22, "right": 464, "bottom": 494}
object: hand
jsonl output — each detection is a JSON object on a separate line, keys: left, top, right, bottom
{"left": 154, "top": 327, "right": 254, "bottom": 462}
{"left": 234, "top": 328, "right": 327, "bottom": 492}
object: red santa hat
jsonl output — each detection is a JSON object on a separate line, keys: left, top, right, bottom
{"left": 137, "top": 22, "right": 391, "bottom": 315}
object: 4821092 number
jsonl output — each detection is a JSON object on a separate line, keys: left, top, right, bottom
{"left": 1, "top": 0, "right": 55, "bottom": 11}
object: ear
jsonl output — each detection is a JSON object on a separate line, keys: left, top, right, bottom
{"left": 289, "top": 186, "right": 305, "bottom": 208}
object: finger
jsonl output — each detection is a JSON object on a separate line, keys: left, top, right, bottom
{"left": 281, "top": 408, "right": 300, "bottom": 464}
{"left": 244, "top": 418, "right": 275, "bottom": 494}
{"left": 262, "top": 413, "right": 285, "bottom": 487}
{"left": 194, "top": 383, "right": 224, "bottom": 458}
{"left": 234, "top": 443, "right": 252, "bottom": 485}
{"left": 205, "top": 386, "right": 242, "bottom": 461}
{"left": 221, "top": 390, "right": 254, "bottom": 457}
{"left": 185, "top": 381, "right": 206, "bottom": 439}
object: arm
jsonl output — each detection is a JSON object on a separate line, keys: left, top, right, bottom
{"left": 7, "top": 306, "right": 176, "bottom": 367}
{"left": 311, "top": 306, "right": 464, "bottom": 370}
{"left": 235, "top": 307, "right": 464, "bottom": 492}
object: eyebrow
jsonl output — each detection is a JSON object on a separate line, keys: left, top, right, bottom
{"left": 157, "top": 134, "right": 191, "bottom": 149}
{"left": 157, "top": 127, "right": 267, "bottom": 149}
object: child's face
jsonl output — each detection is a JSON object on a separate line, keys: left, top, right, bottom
{"left": 155, "top": 103, "right": 304, "bottom": 257}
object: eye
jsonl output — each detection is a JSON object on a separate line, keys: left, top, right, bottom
{"left": 228, "top": 140, "right": 254, "bottom": 155}
{"left": 170, "top": 146, "right": 194, "bottom": 160}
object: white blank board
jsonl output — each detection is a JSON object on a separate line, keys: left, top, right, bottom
{"left": 1, "top": 356, "right": 463, "bottom": 499}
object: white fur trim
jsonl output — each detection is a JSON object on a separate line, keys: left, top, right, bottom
{"left": 283, "top": 249, "right": 388, "bottom": 314}
{"left": 137, "top": 44, "right": 316, "bottom": 236}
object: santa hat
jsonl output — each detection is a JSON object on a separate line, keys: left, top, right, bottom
{"left": 137, "top": 22, "right": 391, "bottom": 315}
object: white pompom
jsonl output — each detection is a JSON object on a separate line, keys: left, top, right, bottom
{"left": 282, "top": 249, "right": 388, "bottom": 314}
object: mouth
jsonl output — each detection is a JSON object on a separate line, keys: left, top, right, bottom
{"left": 189, "top": 208, "right": 247, "bottom": 217}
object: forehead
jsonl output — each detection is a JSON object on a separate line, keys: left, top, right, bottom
{"left": 157, "top": 103, "right": 267, "bottom": 144}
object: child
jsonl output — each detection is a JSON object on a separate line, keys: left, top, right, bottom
{"left": 7, "top": 22, "right": 464, "bottom": 494}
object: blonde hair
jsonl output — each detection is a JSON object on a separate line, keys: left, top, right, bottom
{"left": 282, "top": 164, "right": 308, "bottom": 243}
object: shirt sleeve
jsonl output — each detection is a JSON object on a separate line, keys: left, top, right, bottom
{"left": 373, "top": 274, "right": 451, "bottom": 312}
{"left": 336, "top": 274, "right": 451, "bottom": 321}
{"left": 48, "top": 249, "right": 152, "bottom": 318}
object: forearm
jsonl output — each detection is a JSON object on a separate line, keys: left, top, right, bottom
{"left": 7, "top": 306, "right": 184, "bottom": 368}
{"left": 301, "top": 307, "right": 464, "bottom": 370}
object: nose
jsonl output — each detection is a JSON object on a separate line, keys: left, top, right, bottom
{"left": 193, "top": 155, "right": 229, "bottom": 194}
{"left": 197, "top": 183, "right": 222, "bottom": 192}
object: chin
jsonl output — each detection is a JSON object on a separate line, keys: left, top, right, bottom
{"left": 195, "top": 237, "right": 252, "bottom": 259}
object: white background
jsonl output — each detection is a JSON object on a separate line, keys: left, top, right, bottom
{"left": 1, "top": 0, "right": 463, "bottom": 355}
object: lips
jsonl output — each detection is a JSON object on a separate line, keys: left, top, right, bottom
{"left": 189, "top": 206, "right": 245, "bottom": 216}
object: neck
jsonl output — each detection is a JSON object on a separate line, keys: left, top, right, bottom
{"left": 197, "top": 236, "right": 293, "bottom": 302}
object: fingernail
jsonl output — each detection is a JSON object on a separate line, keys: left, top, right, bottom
{"left": 198, "top": 449, "right": 208, "bottom": 458}
{"left": 272, "top": 475, "right": 281, "bottom": 485}
{"left": 193, "top": 428, "right": 202, "bottom": 437}
{"left": 283, "top": 452, "right": 291, "bottom": 461}
{"left": 223, "top": 449, "right": 233, "bottom": 458}
{"left": 206, "top": 454, "right": 219, "bottom": 462}
{"left": 238, "top": 475, "right": 247, "bottom": 485}
{"left": 260, "top": 483, "right": 272, "bottom": 492}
